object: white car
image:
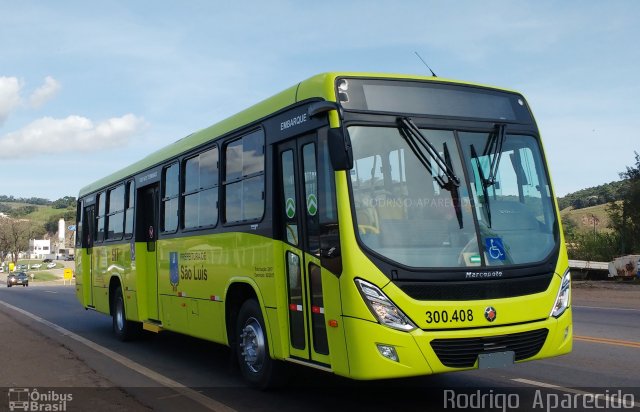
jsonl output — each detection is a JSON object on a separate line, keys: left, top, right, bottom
{"left": 46, "top": 262, "right": 57, "bottom": 269}
{"left": 31, "top": 263, "right": 42, "bottom": 269}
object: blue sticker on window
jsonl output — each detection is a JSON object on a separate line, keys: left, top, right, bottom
{"left": 485, "top": 238, "right": 506, "bottom": 261}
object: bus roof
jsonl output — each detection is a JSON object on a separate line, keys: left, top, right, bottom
{"left": 78, "top": 72, "right": 513, "bottom": 197}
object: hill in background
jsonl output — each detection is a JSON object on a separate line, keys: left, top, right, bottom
{"left": 0, "top": 196, "right": 75, "bottom": 237}
{"left": 560, "top": 203, "right": 612, "bottom": 234}
{"left": 557, "top": 180, "right": 626, "bottom": 211}
{"left": 557, "top": 180, "right": 628, "bottom": 235}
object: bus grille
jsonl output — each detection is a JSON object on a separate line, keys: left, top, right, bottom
{"left": 430, "top": 328, "right": 549, "bottom": 368}
{"left": 396, "top": 274, "right": 553, "bottom": 301}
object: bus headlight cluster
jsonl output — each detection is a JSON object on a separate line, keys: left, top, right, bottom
{"left": 550, "top": 270, "right": 571, "bottom": 318}
{"left": 355, "top": 279, "right": 416, "bottom": 331}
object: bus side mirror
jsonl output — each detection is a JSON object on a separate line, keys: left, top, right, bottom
{"left": 328, "top": 127, "right": 353, "bottom": 171}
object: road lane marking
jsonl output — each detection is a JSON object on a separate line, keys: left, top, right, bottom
{"left": 574, "top": 305, "right": 640, "bottom": 312}
{"left": 0, "top": 299, "right": 237, "bottom": 412}
{"left": 512, "top": 378, "right": 640, "bottom": 408}
{"left": 575, "top": 335, "right": 640, "bottom": 349}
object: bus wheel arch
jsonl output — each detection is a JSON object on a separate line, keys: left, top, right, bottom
{"left": 225, "top": 282, "right": 259, "bottom": 348}
{"left": 108, "top": 276, "right": 122, "bottom": 318}
{"left": 109, "top": 276, "right": 140, "bottom": 341}
{"left": 225, "top": 281, "right": 285, "bottom": 388}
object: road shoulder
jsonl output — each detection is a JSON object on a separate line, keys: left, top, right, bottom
{"left": 0, "top": 306, "right": 150, "bottom": 411}
{"left": 572, "top": 280, "right": 640, "bottom": 309}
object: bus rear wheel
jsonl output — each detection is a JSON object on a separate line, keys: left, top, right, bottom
{"left": 112, "top": 286, "right": 140, "bottom": 341}
{"left": 235, "top": 299, "right": 284, "bottom": 389}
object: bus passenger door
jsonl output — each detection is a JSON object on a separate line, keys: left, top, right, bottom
{"left": 137, "top": 185, "right": 159, "bottom": 321}
{"left": 82, "top": 204, "right": 95, "bottom": 307}
{"left": 277, "top": 134, "right": 330, "bottom": 365}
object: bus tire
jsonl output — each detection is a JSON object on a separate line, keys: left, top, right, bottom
{"left": 235, "top": 299, "right": 284, "bottom": 389}
{"left": 113, "top": 286, "right": 139, "bottom": 341}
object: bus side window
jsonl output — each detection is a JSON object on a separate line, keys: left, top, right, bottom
{"left": 224, "top": 129, "right": 265, "bottom": 223}
{"left": 162, "top": 163, "right": 179, "bottom": 233}
{"left": 106, "top": 184, "right": 125, "bottom": 241}
{"left": 96, "top": 192, "right": 105, "bottom": 242}
{"left": 124, "top": 181, "right": 135, "bottom": 239}
{"left": 183, "top": 147, "right": 219, "bottom": 229}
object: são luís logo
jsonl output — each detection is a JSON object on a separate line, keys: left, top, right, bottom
{"left": 170, "top": 252, "right": 179, "bottom": 291}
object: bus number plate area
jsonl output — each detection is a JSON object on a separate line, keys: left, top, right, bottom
{"left": 478, "top": 351, "right": 515, "bottom": 369}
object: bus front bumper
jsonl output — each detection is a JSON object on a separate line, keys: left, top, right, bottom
{"left": 341, "top": 309, "right": 572, "bottom": 380}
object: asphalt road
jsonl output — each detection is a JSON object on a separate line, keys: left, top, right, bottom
{"left": 1, "top": 283, "right": 639, "bottom": 412}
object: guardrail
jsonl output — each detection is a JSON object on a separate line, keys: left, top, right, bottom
{"left": 568, "top": 260, "right": 609, "bottom": 271}
{"left": 568, "top": 260, "right": 610, "bottom": 280}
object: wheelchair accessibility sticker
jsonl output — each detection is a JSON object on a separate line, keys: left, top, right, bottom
{"left": 485, "top": 237, "right": 506, "bottom": 261}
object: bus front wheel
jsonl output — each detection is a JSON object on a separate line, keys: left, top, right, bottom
{"left": 235, "top": 299, "right": 284, "bottom": 389}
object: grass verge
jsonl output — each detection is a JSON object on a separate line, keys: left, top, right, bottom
{"left": 29, "top": 272, "right": 59, "bottom": 282}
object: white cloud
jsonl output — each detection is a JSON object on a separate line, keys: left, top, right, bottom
{"left": 0, "top": 114, "right": 147, "bottom": 158}
{"left": 29, "top": 76, "right": 61, "bottom": 108}
{"left": 0, "top": 75, "right": 61, "bottom": 124}
{"left": 0, "top": 76, "right": 22, "bottom": 125}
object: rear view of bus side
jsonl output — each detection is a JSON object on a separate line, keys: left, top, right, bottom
{"left": 75, "top": 72, "right": 572, "bottom": 388}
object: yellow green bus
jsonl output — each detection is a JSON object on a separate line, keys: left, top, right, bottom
{"left": 75, "top": 72, "right": 572, "bottom": 388}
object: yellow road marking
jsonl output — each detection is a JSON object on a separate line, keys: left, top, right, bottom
{"left": 575, "top": 335, "right": 640, "bottom": 349}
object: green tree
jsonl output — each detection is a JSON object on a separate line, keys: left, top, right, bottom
{"left": 567, "top": 231, "right": 620, "bottom": 261}
{"left": 607, "top": 151, "right": 640, "bottom": 254}
{"left": 12, "top": 205, "right": 37, "bottom": 216}
{"left": 52, "top": 196, "right": 76, "bottom": 209}
{"left": 0, "top": 217, "right": 36, "bottom": 263}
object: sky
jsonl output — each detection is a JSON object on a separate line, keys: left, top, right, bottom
{"left": 1, "top": 1, "right": 639, "bottom": 201}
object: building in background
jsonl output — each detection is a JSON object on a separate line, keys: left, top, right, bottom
{"left": 28, "top": 239, "right": 51, "bottom": 259}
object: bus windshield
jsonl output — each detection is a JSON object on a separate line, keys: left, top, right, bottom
{"left": 348, "top": 125, "right": 557, "bottom": 268}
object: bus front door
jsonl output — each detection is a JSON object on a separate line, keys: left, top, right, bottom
{"left": 137, "top": 185, "right": 159, "bottom": 321}
{"left": 277, "top": 134, "right": 330, "bottom": 365}
{"left": 82, "top": 204, "right": 95, "bottom": 307}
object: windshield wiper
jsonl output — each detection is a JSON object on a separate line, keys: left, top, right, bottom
{"left": 470, "top": 124, "right": 505, "bottom": 228}
{"left": 482, "top": 123, "right": 506, "bottom": 188}
{"left": 443, "top": 142, "right": 464, "bottom": 229}
{"left": 470, "top": 144, "right": 492, "bottom": 228}
{"left": 397, "top": 117, "right": 463, "bottom": 229}
{"left": 397, "top": 117, "right": 460, "bottom": 190}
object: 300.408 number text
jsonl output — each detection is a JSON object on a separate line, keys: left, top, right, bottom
{"left": 425, "top": 309, "right": 474, "bottom": 324}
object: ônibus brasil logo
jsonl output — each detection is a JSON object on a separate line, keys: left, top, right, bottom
{"left": 8, "top": 388, "right": 73, "bottom": 411}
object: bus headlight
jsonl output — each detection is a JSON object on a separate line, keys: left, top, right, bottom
{"left": 550, "top": 270, "right": 571, "bottom": 318}
{"left": 355, "top": 279, "right": 416, "bottom": 331}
